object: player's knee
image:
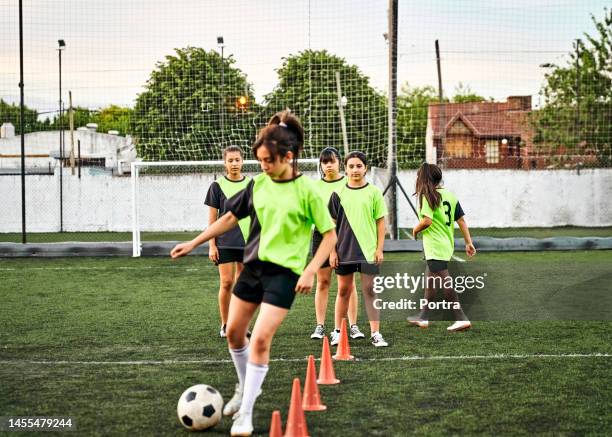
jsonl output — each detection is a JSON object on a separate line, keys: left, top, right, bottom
{"left": 317, "top": 278, "right": 330, "bottom": 291}
{"left": 338, "top": 284, "right": 352, "bottom": 297}
{"left": 219, "top": 278, "right": 234, "bottom": 292}
{"left": 249, "top": 334, "right": 270, "bottom": 356}
{"left": 226, "top": 325, "right": 246, "bottom": 348}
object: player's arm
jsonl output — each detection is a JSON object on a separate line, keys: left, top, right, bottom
{"left": 207, "top": 206, "right": 219, "bottom": 262}
{"left": 374, "top": 217, "right": 385, "bottom": 264}
{"left": 171, "top": 212, "right": 239, "bottom": 259}
{"left": 296, "top": 229, "right": 337, "bottom": 293}
{"left": 456, "top": 216, "right": 476, "bottom": 257}
{"left": 328, "top": 219, "right": 339, "bottom": 268}
{"left": 412, "top": 216, "right": 432, "bottom": 239}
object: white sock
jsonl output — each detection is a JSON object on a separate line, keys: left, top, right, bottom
{"left": 238, "top": 362, "right": 268, "bottom": 416}
{"left": 229, "top": 344, "right": 249, "bottom": 392}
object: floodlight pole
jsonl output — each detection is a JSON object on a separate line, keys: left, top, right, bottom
{"left": 218, "top": 36, "right": 225, "bottom": 144}
{"left": 58, "top": 39, "right": 65, "bottom": 232}
{"left": 386, "top": 0, "right": 399, "bottom": 240}
{"left": 435, "top": 40, "right": 445, "bottom": 163}
{"left": 575, "top": 38, "right": 581, "bottom": 144}
{"left": 19, "top": 0, "right": 26, "bottom": 243}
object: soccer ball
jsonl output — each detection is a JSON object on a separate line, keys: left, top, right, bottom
{"left": 177, "top": 384, "right": 224, "bottom": 431}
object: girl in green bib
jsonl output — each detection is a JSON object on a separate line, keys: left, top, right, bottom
{"left": 204, "top": 145, "right": 251, "bottom": 338}
{"left": 310, "top": 147, "right": 364, "bottom": 342}
{"left": 410, "top": 162, "right": 476, "bottom": 332}
{"left": 171, "top": 111, "right": 336, "bottom": 436}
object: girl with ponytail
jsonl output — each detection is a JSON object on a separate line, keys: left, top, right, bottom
{"left": 171, "top": 110, "right": 337, "bottom": 436}
{"left": 410, "top": 163, "right": 476, "bottom": 332}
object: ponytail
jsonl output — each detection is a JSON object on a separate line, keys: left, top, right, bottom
{"left": 253, "top": 110, "right": 304, "bottom": 176}
{"left": 415, "top": 163, "right": 443, "bottom": 210}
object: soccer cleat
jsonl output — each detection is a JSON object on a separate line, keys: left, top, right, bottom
{"left": 371, "top": 332, "right": 388, "bottom": 347}
{"left": 447, "top": 320, "right": 471, "bottom": 332}
{"left": 330, "top": 329, "right": 340, "bottom": 346}
{"left": 230, "top": 412, "right": 253, "bottom": 436}
{"left": 223, "top": 384, "right": 243, "bottom": 417}
{"left": 407, "top": 316, "right": 429, "bottom": 328}
{"left": 349, "top": 324, "right": 365, "bottom": 339}
{"left": 219, "top": 324, "right": 227, "bottom": 338}
{"left": 310, "top": 324, "right": 325, "bottom": 339}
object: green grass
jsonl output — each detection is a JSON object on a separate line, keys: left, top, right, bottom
{"left": 1, "top": 252, "right": 611, "bottom": 435}
{"left": 2, "top": 226, "right": 610, "bottom": 243}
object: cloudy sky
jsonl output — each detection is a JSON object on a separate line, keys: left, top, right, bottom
{"left": 0, "top": 0, "right": 608, "bottom": 115}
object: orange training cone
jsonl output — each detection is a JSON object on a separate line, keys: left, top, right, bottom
{"left": 269, "top": 410, "right": 282, "bottom": 437}
{"left": 284, "top": 378, "right": 309, "bottom": 437}
{"left": 333, "top": 318, "right": 354, "bottom": 361}
{"left": 317, "top": 336, "right": 340, "bottom": 384}
{"left": 302, "top": 355, "right": 327, "bottom": 411}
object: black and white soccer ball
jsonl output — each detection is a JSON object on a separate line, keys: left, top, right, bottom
{"left": 177, "top": 384, "right": 224, "bottom": 431}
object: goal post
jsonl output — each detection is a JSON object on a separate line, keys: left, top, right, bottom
{"left": 130, "top": 159, "right": 320, "bottom": 257}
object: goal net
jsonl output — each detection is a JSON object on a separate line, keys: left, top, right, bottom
{"left": 131, "top": 159, "right": 320, "bottom": 257}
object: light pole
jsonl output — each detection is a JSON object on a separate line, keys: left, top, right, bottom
{"left": 58, "top": 39, "right": 65, "bottom": 232}
{"left": 217, "top": 36, "right": 225, "bottom": 143}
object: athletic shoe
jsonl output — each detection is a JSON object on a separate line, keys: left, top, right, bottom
{"left": 406, "top": 316, "right": 429, "bottom": 328}
{"left": 230, "top": 412, "right": 253, "bottom": 436}
{"left": 447, "top": 320, "right": 471, "bottom": 332}
{"left": 310, "top": 324, "right": 325, "bottom": 339}
{"left": 350, "top": 324, "right": 365, "bottom": 339}
{"left": 223, "top": 384, "right": 242, "bottom": 417}
{"left": 219, "top": 325, "right": 227, "bottom": 338}
{"left": 371, "top": 332, "right": 388, "bottom": 347}
{"left": 330, "top": 329, "right": 340, "bottom": 346}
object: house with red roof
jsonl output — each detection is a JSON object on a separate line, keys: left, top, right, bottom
{"left": 426, "top": 96, "right": 535, "bottom": 169}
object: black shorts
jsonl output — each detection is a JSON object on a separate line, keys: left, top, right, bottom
{"left": 426, "top": 259, "right": 449, "bottom": 273}
{"left": 311, "top": 231, "right": 330, "bottom": 268}
{"left": 335, "top": 262, "right": 380, "bottom": 276}
{"left": 214, "top": 248, "right": 244, "bottom": 265}
{"left": 233, "top": 261, "right": 299, "bottom": 309}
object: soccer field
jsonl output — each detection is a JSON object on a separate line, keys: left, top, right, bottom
{"left": 1, "top": 252, "right": 611, "bottom": 436}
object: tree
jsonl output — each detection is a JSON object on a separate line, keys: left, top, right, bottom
{"left": 452, "top": 82, "right": 488, "bottom": 103}
{"left": 0, "top": 99, "right": 42, "bottom": 133}
{"left": 263, "top": 50, "right": 388, "bottom": 167}
{"left": 131, "top": 47, "right": 258, "bottom": 161}
{"left": 95, "top": 105, "right": 133, "bottom": 135}
{"left": 533, "top": 8, "right": 612, "bottom": 167}
{"left": 49, "top": 107, "right": 96, "bottom": 131}
{"left": 396, "top": 83, "right": 443, "bottom": 168}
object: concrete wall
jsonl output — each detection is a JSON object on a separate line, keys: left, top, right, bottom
{"left": 1, "top": 169, "right": 611, "bottom": 233}
{"left": 0, "top": 130, "right": 135, "bottom": 170}
{"left": 396, "top": 169, "right": 612, "bottom": 228}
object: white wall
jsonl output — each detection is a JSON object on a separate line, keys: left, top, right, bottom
{"left": 0, "top": 130, "right": 135, "bottom": 170}
{"left": 1, "top": 169, "right": 611, "bottom": 233}
{"left": 396, "top": 169, "right": 612, "bottom": 228}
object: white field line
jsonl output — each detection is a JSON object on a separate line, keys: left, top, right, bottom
{"left": 0, "top": 266, "right": 195, "bottom": 272}
{"left": 1, "top": 353, "right": 610, "bottom": 366}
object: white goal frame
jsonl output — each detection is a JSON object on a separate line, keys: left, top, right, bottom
{"left": 131, "top": 159, "right": 320, "bottom": 257}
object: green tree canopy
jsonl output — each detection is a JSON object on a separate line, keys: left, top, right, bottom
{"left": 95, "top": 105, "right": 133, "bottom": 135}
{"left": 0, "top": 99, "right": 42, "bottom": 134}
{"left": 396, "top": 83, "right": 443, "bottom": 169}
{"left": 533, "top": 8, "right": 612, "bottom": 166}
{"left": 263, "top": 50, "right": 388, "bottom": 167}
{"left": 452, "top": 82, "right": 488, "bottom": 103}
{"left": 131, "top": 47, "right": 257, "bottom": 161}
